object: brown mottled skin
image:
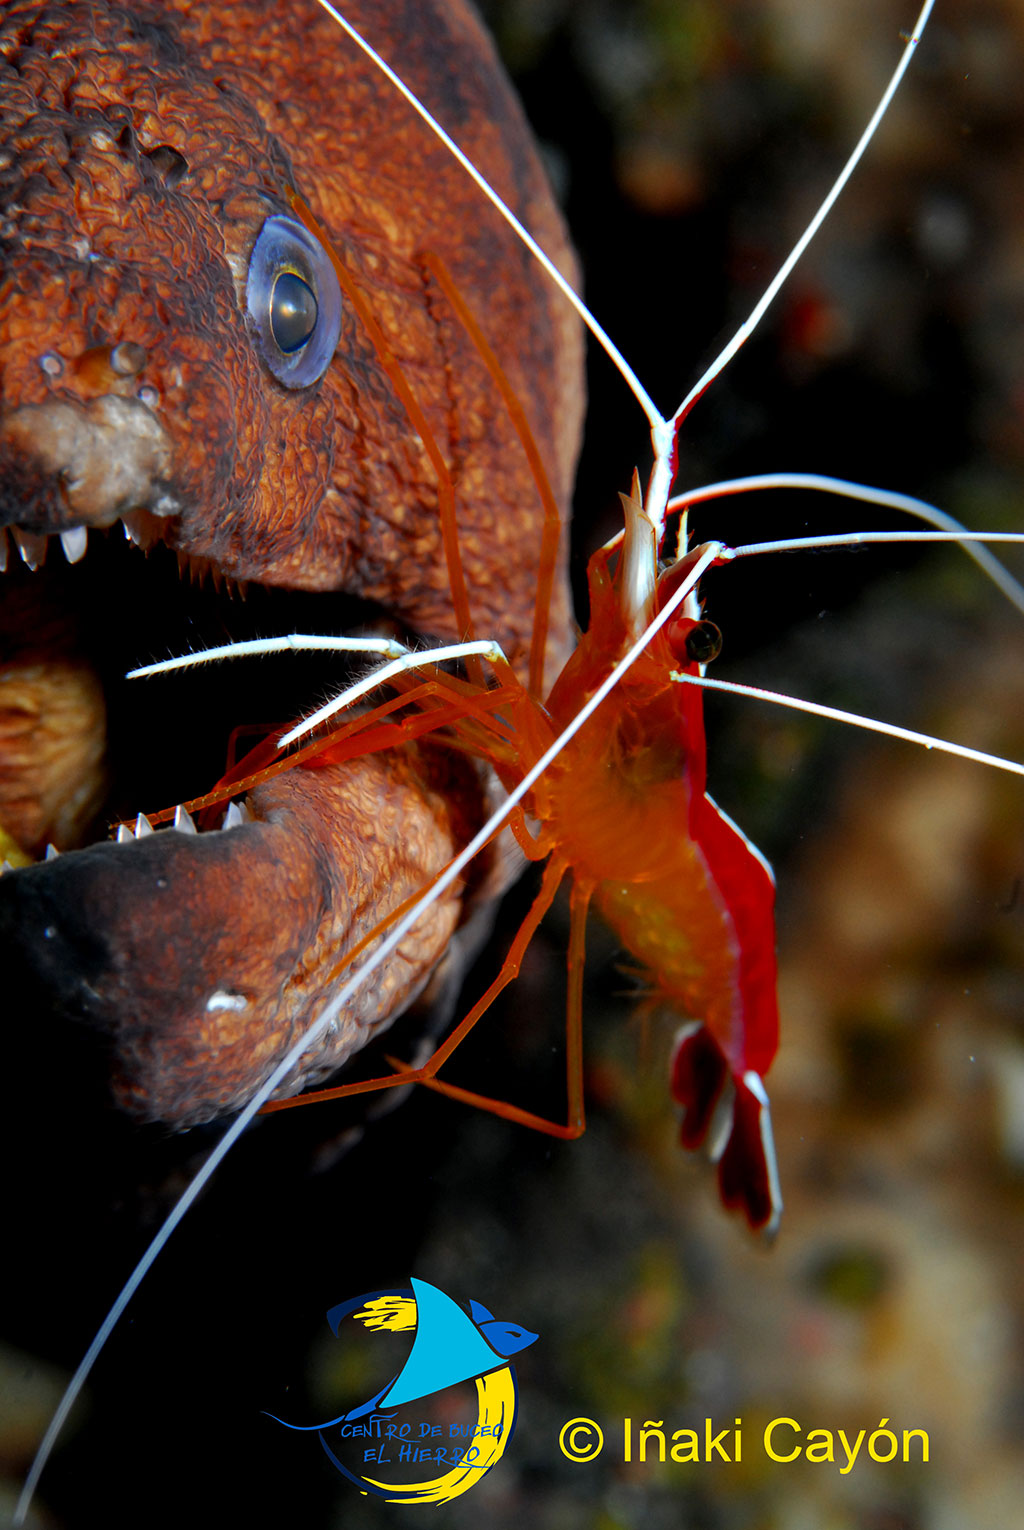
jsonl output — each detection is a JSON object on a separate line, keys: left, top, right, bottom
{"left": 8, "top": 741, "right": 498, "bottom": 1123}
{"left": 0, "top": 0, "right": 584, "bottom": 1124}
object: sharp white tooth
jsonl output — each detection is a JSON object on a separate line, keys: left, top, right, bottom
{"left": 122, "top": 515, "right": 147, "bottom": 547}
{"left": 116, "top": 823, "right": 135, "bottom": 843}
{"left": 173, "top": 804, "right": 197, "bottom": 834}
{"left": 1, "top": 859, "right": 13, "bottom": 875}
{"left": 0, "top": 528, "right": 8, "bottom": 573}
{"left": 134, "top": 813, "right": 154, "bottom": 837}
{"left": 223, "top": 801, "right": 245, "bottom": 830}
{"left": 60, "top": 525, "right": 88, "bottom": 563}
{"left": 44, "top": 842, "right": 60, "bottom": 860}
{"left": 12, "top": 527, "right": 48, "bottom": 570}
{"left": 237, "top": 800, "right": 253, "bottom": 823}
{"left": 205, "top": 990, "right": 248, "bottom": 1014}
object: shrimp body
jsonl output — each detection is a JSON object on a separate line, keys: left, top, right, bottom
{"left": 225, "top": 475, "right": 781, "bottom": 1231}
{"left": 521, "top": 502, "right": 780, "bottom": 1232}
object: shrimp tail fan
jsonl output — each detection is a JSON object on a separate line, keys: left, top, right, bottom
{"left": 671, "top": 795, "right": 783, "bottom": 1239}
{"left": 671, "top": 1029, "right": 783, "bottom": 1240}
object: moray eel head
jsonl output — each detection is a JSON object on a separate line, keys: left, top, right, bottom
{"left": 0, "top": 4, "right": 342, "bottom": 578}
{"left": 0, "top": 0, "right": 583, "bottom": 1127}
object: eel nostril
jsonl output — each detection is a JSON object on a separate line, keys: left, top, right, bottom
{"left": 143, "top": 144, "right": 189, "bottom": 188}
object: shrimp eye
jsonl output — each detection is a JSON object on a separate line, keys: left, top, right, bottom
{"left": 685, "top": 620, "right": 722, "bottom": 664}
{"left": 246, "top": 214, "right": 342, "bottom": 389}
{"left": 668, "top": 617, "right": 722, "bottom": 666}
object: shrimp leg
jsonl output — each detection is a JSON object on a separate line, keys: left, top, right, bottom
{"left": 261, "top": 856, "right": 579, "bottom": 1132}
{"left": 417, "top": 869, "right": 591, "bottom": 1138}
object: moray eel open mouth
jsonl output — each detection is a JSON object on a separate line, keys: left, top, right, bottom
{"left": 0, "top": 495, "right": 501, "bottom": 1130}
{"left": 0, "top": 0, "right": 583, "bottom": 1130}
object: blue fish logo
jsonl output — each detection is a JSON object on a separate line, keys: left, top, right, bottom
{"left": 267, "top": 1278, "right": 537, "bottom": 1506}
{"left": 270, "top": 1277, "right": 537, "bottom": 1429}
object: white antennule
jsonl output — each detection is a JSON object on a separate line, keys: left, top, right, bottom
{"left": 734, "top": 530, "right": 1024, "bottom": 558}
{"left": 669, "top": 475, "right": 1024, "bottom": 615}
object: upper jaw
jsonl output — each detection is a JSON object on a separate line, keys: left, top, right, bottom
{"left": 0, "top": 389, "right": 182, "bottom": 570}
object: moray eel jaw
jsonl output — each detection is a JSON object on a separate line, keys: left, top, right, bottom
{"left": 2, "top": 736, "right": 495, "bottom": 1127}
{"left": 0, "top": 0, "right": 582, "bottom": 1128}
{"left": 1, "top": 394, "right": 180, "bottom": 556}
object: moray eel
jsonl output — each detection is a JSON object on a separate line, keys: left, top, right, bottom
{"left": 0, "top": 0, "right": 583, "bottom": 1125}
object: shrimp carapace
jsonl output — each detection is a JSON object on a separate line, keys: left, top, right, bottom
{"left": 547, "top": 493, "right": 781, "bottom": 1235}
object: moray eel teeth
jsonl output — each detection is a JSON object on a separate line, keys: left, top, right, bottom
{"left": 0, "top": 0, "right": 583, "bottom": 1129}
{"left": 0, "top": 740, "right": 494, "bottom": 1127}
{"left": 0, "top": 512, "right": 167, "bottom": 572}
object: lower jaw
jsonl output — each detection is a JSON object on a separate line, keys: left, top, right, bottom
{"left": 0, "top": 533, "right": 496, "bottom": 1128}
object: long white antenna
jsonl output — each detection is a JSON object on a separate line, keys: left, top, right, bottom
{"left": 314, "top": 0, "right": 937, "bottom": 549}
{"left": 311, "top": 0, "right": 663, "bottom": 430}
{"left": 669, "top": 472, "right": 1024, "bottom": 613}
{"left": 641, "top": 0, "right": 936, "bottom": 541}
{"left": 670, "top": 0, "right": 936, "bottom": 431}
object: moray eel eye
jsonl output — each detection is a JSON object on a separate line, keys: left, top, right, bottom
{"left": 246, "top": 214, "right": 342, "bottom": 388}
{"left": 270, "top": 271, "right": 318, "bottom": 353}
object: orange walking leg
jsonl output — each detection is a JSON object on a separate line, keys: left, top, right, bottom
{"left": 260, "top": 855, "right": 568, "bottom": 1120}
{"left": 416, "top": 868, "right": 592, "bottom": 1140}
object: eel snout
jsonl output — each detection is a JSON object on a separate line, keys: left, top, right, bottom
{"left": 1, "top": 392, "right": 179, "bottom": 562}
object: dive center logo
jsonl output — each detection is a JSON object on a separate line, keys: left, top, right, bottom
{"left": 268, "top": 1277, "right": 537, "bottom": 1505}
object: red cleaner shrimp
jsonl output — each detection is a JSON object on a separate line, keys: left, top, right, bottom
{"left": 14, "top": 1, "right": 1024, "bottom": 1522}
{"left": 123, "top": 0, "right": 1020, "bottom": 1229}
